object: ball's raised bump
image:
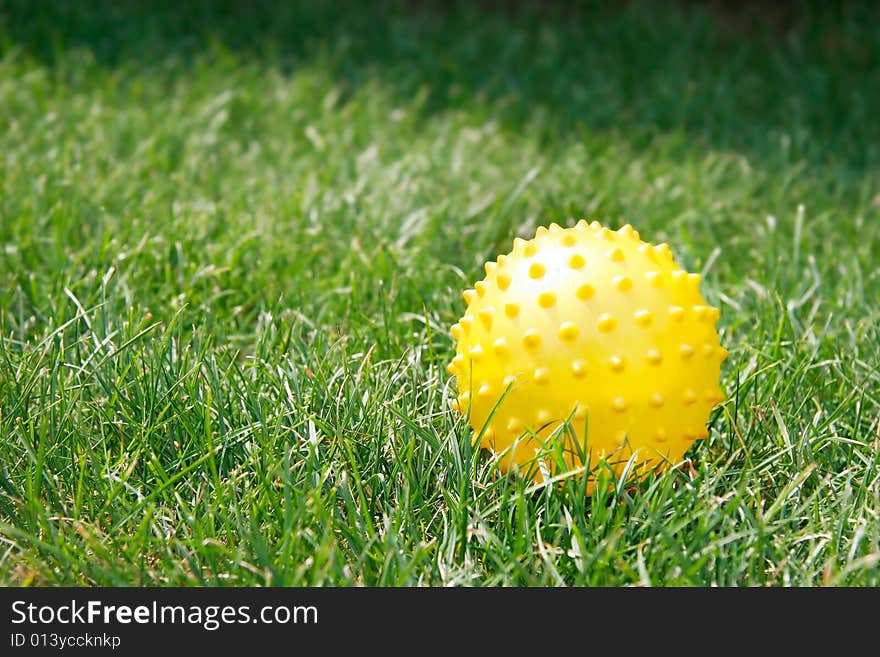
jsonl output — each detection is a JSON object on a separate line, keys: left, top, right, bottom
{"left": 646, "top": 271, "right": 663, "bottom": 287}
{"left": 654, "top": 243, "right": 672, "bottom": 260}
{"left": 646, "top": 349, "right": 662, "bottom": 365}
{"left": 598, "top": 227, "right": 614, "bottom": 240}
{"left": 506, "top": 417, "right": 523, "bottom": 433}
{"left": 680, "top": 344, "right": 695, "bottom": 359}
{"left": 536, "top": 409, "right": 552, "bottom": 424}
{"left": 612, "top": 397, "right": 627, "bottom": 412}
{"left": 634, "top": 310, "right": 653, "bottom": 327}
{"left": 513, "top": 237, "right": 527, "bottom": 252}
{"left": 562, "top": 233, "right": 578, "bottom": 247}
{"left": 496, "top": 272, "right": 512, "bottom": 290}
{"left": 607, "top": 247, "right": 625, "bottom": 262}
{"left": 535, "top": 226, "right": 549, "bottom": 237}
{"left": 670, "top": 270, "right": 687, "bottom": 285}
{"left": 505, "top": 303, "right": 520, "bottom": 318}
{"left": 669, "top": 306, "right": 685, "bottom": 321}
{"left": 708, "top": 307, "right": 721, "bottom": 323}
{"left": 452, "top": 354, "right": 466, "bottom": 370}
{"left": 608, "top": 355, "right": 625, "bottom": 372}
{"left": 571, "top": 359, "right": 588, "bottom": 378}
{"left": 537, "top": 291, "right": 556, "bottom": 308}
{"left": 502, "top": 374, "right": 517, "bottom": 387}
{"left": 576, "top": 283, "right": 595, "bottom": 300}
{"left": 451, "top": 323, "right": 464, "bottom": 339}
{"left": 523, "top": 329, "right": 541, "bottom": 350}
{"left": 637, "top": 243, "right": 654, "bottom": 259}
{"left": 655, "top": 428, "right": 668, "bottom": 443}
{"left": 568, "top": 253, "right": 586, "bottom": 269}
{"left": 558, "top": 322, "right": 579, "bottom": 342}
{"left": 614, "top": 275, "right": 633, "bottom": 292}
{"left": 459, "top": 315, "right": 474, "bottom": 332}
{"left": 597, "top": 314, "right": 618, "bottom": 333}
{"left": 478, "top": 307, "right": 494, "bottom": 328}
{"left": 484, "top": 261, "right": 498, "bottom": 276}
{"left": 475, "top": 281, "right": 488, "bottom": 297}
{"left": 492, "top": 337, "right": 510, "bottom": 358}
{"left": 573, "top": 402, "right": 589, "bottom": 419}
{"left": 468, "top": 345, "right": 484, "bottom": 360}
{"left": 477, "top": 384, "right": 493, "bottom": 399}
{"left": 446, "top": 362, "right": 457, "bottom": 375}
{"left": 524, "top": 243, "right": 538, "bottom": 258}
{"left": 528, "top": 262, "right": 546, "bottom": 279}
{"left": 533, "top": 368, "right": 550, "bottom": 384}
{"left": 548, "top": 223, "right": 563, "bottom": 233}
{"left": 650, "top": 392, "right": 664, "bottom": 408}
{"left": 683, "top": 389, "right": 697, "bottom": 405}
{"left": 463, "top": 289, "right": 476, "bottom": 304}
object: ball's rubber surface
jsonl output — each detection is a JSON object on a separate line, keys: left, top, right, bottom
{"left": 448, "top": 221, "right": 727, "bottom": 487}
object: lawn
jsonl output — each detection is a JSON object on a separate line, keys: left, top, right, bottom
{"left": 0, "top": 0, "right": 878, "bottom": 586}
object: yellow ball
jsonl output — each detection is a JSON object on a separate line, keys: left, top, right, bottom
{"left": 448, "top": 221, "right": 727, "bottom": 489}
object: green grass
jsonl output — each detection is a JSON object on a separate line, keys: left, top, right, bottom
{"left": 1, "top": 0, "right": 878, "bottom": 586}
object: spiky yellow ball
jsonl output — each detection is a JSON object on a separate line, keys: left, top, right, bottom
{"left": 448, "top": 221, "right": 727, "bottom": 488}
